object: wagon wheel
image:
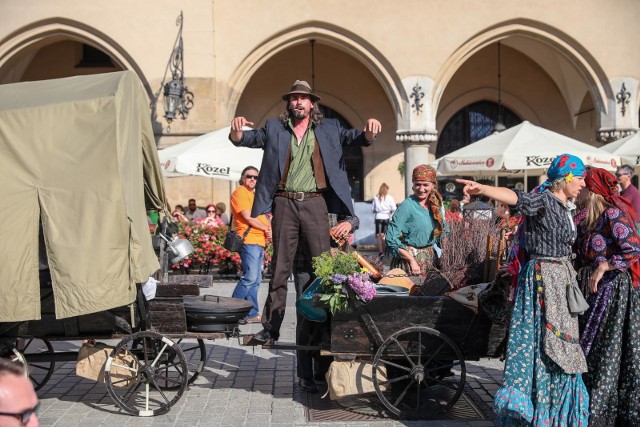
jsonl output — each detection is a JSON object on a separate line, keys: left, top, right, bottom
{"left": 372, "top": 326, "right": 466, "bottom": 419}
{"left": 12, "top": 338, "right": 55, "bottom": 391}
{"left": 104, "top": 331, "right": 188, "bottom": 416}
{"left": 129, "top": 337, "right": 205, "bottom": 390}
{"left": 158, "top": 338, "right": 206, "bottom": 390}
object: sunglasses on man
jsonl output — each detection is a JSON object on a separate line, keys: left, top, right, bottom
{"left": 244, "top": 174, "right": 258, "bottom": 180}
{"left": 0, "top": 402, "right": 40, "bottom": 425}
{"left": 615, "top": 173, "right": 630, "bottom": 178}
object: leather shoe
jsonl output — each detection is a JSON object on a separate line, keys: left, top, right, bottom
{"left": 252, "top": 329, "right": 272, "bottom": 344}
{"left": 298, "top": 377, "right": 318, "bottom": 393}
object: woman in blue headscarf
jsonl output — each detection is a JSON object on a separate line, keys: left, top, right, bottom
{"left": 457, "top": 154, "right": 589, "bottom": 426}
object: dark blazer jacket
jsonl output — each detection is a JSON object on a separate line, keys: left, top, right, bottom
{"left": 231, "top": 118, "right": 373, "bottom": 218}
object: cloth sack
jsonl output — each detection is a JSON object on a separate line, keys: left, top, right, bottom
{"left": 567, "top": 279, "right": 589, "bottom": 315}
{"left": 295, "top": 278, "right": 327, "bottom": 322}
{"left": 76, "top": 341, "right": 138, "bottom": 387}
{"left": 324, "top": 360, "right": 387, "bottom": 400}
{"left": 445, "top": 282, "right": 490, "bottom": 313}
{"left": 142, "top": 276, "right": 157, "bottom": 300}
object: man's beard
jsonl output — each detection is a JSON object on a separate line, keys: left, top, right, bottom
{"left": 293, "top": 107, "right": 307, "bottom": 120}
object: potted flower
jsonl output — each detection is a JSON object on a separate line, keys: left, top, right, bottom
{"left": 169, "top": 220, "right": 270, "bottom": 276}
{"left": 312, "top": 251, "right": 377, "bottom": 315}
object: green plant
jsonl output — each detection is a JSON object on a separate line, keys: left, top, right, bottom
{"left": 312, "top": 251, "right": 376, "bottom": 314}
{"left": 398, "top": 161, "right": 405, "bottom": 179}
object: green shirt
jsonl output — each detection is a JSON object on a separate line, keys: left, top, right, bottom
{"left": 385, "top": 195, "right": 438, "bottom": 258}
{"left": 285, "top": 120, "right": 317, "bottom": 192}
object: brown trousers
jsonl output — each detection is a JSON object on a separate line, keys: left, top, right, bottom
{"left": 261, "top": 195, "right": 330, "bottom": 339}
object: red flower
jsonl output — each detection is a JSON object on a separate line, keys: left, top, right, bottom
{"left": 569, "top": 162, "right": 577, "bottom": 169}
{"left": 558, "top": 155, "right": 569, "bottom": 167}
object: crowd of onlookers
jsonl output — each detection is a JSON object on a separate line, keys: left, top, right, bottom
{"left": 147, "top": 198, "right": 231, "bottom": 231}
{"left": 171, "top": 198, "right": 230, "bottom": 226}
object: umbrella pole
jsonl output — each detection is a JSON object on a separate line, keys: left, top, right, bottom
{"left": 495, "top": 175, "right": 498, "bottom": 186}
{"left": 524, "top": 170, "right": 528, "bottom": 192}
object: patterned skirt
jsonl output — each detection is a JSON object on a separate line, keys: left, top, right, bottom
{"left": 390, "top": 246, "right": 440, "bottom": 290}
{"left": 494, "top": 258, "right": 589, "bottom": 426}
{"left": 578, "top": 268, "right": 640, "bottom": 426}
{"left": 390, "top": 246, "right": 436, "bottom": 273}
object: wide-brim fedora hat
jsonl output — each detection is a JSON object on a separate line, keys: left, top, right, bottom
{"left": 281, "top": 80, "right": 321, "bottom": 102}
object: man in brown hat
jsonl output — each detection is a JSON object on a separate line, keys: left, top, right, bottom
{"left": 230, "top": 80, "right": 380, "bottom": 391}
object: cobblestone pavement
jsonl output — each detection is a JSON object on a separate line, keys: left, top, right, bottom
{"left": 32, "top": 276, "right": 504, "bottom": 426}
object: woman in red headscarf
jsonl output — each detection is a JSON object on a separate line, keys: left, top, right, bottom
{"left": 573, "top": 167, "right": 640, "bottom": 426}
{"left": 385, "top": 164, "right": 445, "bottom": 280}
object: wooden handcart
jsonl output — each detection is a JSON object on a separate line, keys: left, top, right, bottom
{"left": 324, "top": 288, "right": 507, "bottom": 420}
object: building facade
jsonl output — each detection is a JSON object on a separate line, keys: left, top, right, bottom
{"left": 2, "top": 0, "right": 639, "bottom": 205}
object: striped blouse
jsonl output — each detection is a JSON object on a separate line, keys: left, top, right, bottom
{"left": 513, "top": 189, "right": 577, "bottom": 258}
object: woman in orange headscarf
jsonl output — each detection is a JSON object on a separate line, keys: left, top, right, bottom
{"left": 385, "top": 164, "right": 445, "bottom": 278}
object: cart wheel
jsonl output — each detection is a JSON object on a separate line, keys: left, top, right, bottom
{"left": 158, "top": 338, "right": 206, "bottom": 390}
{"left": 129, "top": 337, "right": 205, "bottom": 390}
{"left": 104, "top": 331, "right": 188, "bottom": 416}
{"left": 12, "top": 338, "right": 55, "bottom": 391}
{"left": 373, "top": 326, "right": 466, "bottom": 419}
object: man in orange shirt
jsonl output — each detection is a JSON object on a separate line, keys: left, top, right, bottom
{"left": 231, "top": 166, "right": 272, "bottom": 323}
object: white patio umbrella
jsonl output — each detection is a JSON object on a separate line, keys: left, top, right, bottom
{"left": 437, "top": 121, "right": 620, "bottom": 177}
{"left": 600, "top": 132, "right": 640, "bottom": 168}
{"left": 157, "top": 126, "right": 263, "bottom": 182}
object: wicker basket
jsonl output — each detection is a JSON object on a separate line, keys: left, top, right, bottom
{"left": 411, "top": 270, "right": 452, "bottom": 296}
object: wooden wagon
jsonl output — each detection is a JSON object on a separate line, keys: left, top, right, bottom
{"left": 325, "top": 289, "right": 507, "bottom": 419}
{"left": 0, "top": 256, "right": 248, "bottom": 417}
{"left": 0, "top": 72, "right": 249, "bottom": 417}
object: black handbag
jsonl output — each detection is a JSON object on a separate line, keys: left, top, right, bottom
{"left": 223, "top": 214, "right": 251, "bottom": 253}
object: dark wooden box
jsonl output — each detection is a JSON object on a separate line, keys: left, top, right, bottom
{"left": 149, "top": 298, "right": 187, "bottom": 333}
{"left": 330, "top": 295, "right": 506, "bottom": 358}
{"left": 155, "top": 283, "right": 200, "bottom": 298}
{"left": 167, "top": 274, "right": 213, "bottom": 288}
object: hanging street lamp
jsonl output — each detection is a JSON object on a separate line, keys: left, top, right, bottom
{"left": 161, "top": 11, "right": 194, "bottom": 129}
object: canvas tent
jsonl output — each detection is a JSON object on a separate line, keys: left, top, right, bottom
{"left": 0, "top": 71, "right": 167, "bottom": 321}
{"left": 437, "top": 121, "right": 620, "bottom": 176}
{"left": 600, "top": 132, "right": 640, "bottom": 168}
{"left": 158, "top": 126, "right": 263, "bottom": 182}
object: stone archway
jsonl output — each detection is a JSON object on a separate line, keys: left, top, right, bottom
{"left": 225, "top": 21, "right": 406, "bottom": 126}
{"left": 432, "top": 19, "right": 612, "bottom": 132}
{"left": 0, "top": 18, "right": 151, "bottom": 97}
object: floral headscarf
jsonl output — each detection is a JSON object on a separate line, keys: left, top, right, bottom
{"left": 539, "top": 153, "right": 586, "bottom": 191}
{"left": 412, "top": 165, "right": 444, "bottom": 239}
{"left": 584, "top": 167, "right": 635, "bottom": 221}
{"left": 584, "top": 167, "right": 640, "bottom": 287}
{"left": 412, "top": 164, "right": 437, "bottom": 183}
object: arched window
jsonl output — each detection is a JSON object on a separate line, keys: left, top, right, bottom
{"left": 319, "top": 105, "right": 363, "bottom": 201}
{"left": 436, "top": 101, "right": 526, "bottom": 199}
{"left": 436, "top": 101, "right": 521, "bottom": 158}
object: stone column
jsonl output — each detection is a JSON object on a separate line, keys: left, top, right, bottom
{"left": 396, "top": 76, "right": 438, "bottom": 197}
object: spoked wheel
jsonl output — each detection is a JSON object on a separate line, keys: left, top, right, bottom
{"left": 372, "top": 326, "right": 466, "bottom": 419}
{"left": 158, "top": 338, "right": 206, "bottom": 389}
{"left": 12, "top": 338, "right": 55, "bottom": 391}
{"left": 104, "top": 331, "right": 188, "bottom": 416}
{"left": 129, "top": 337, "right": 205, "bottom": 390}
